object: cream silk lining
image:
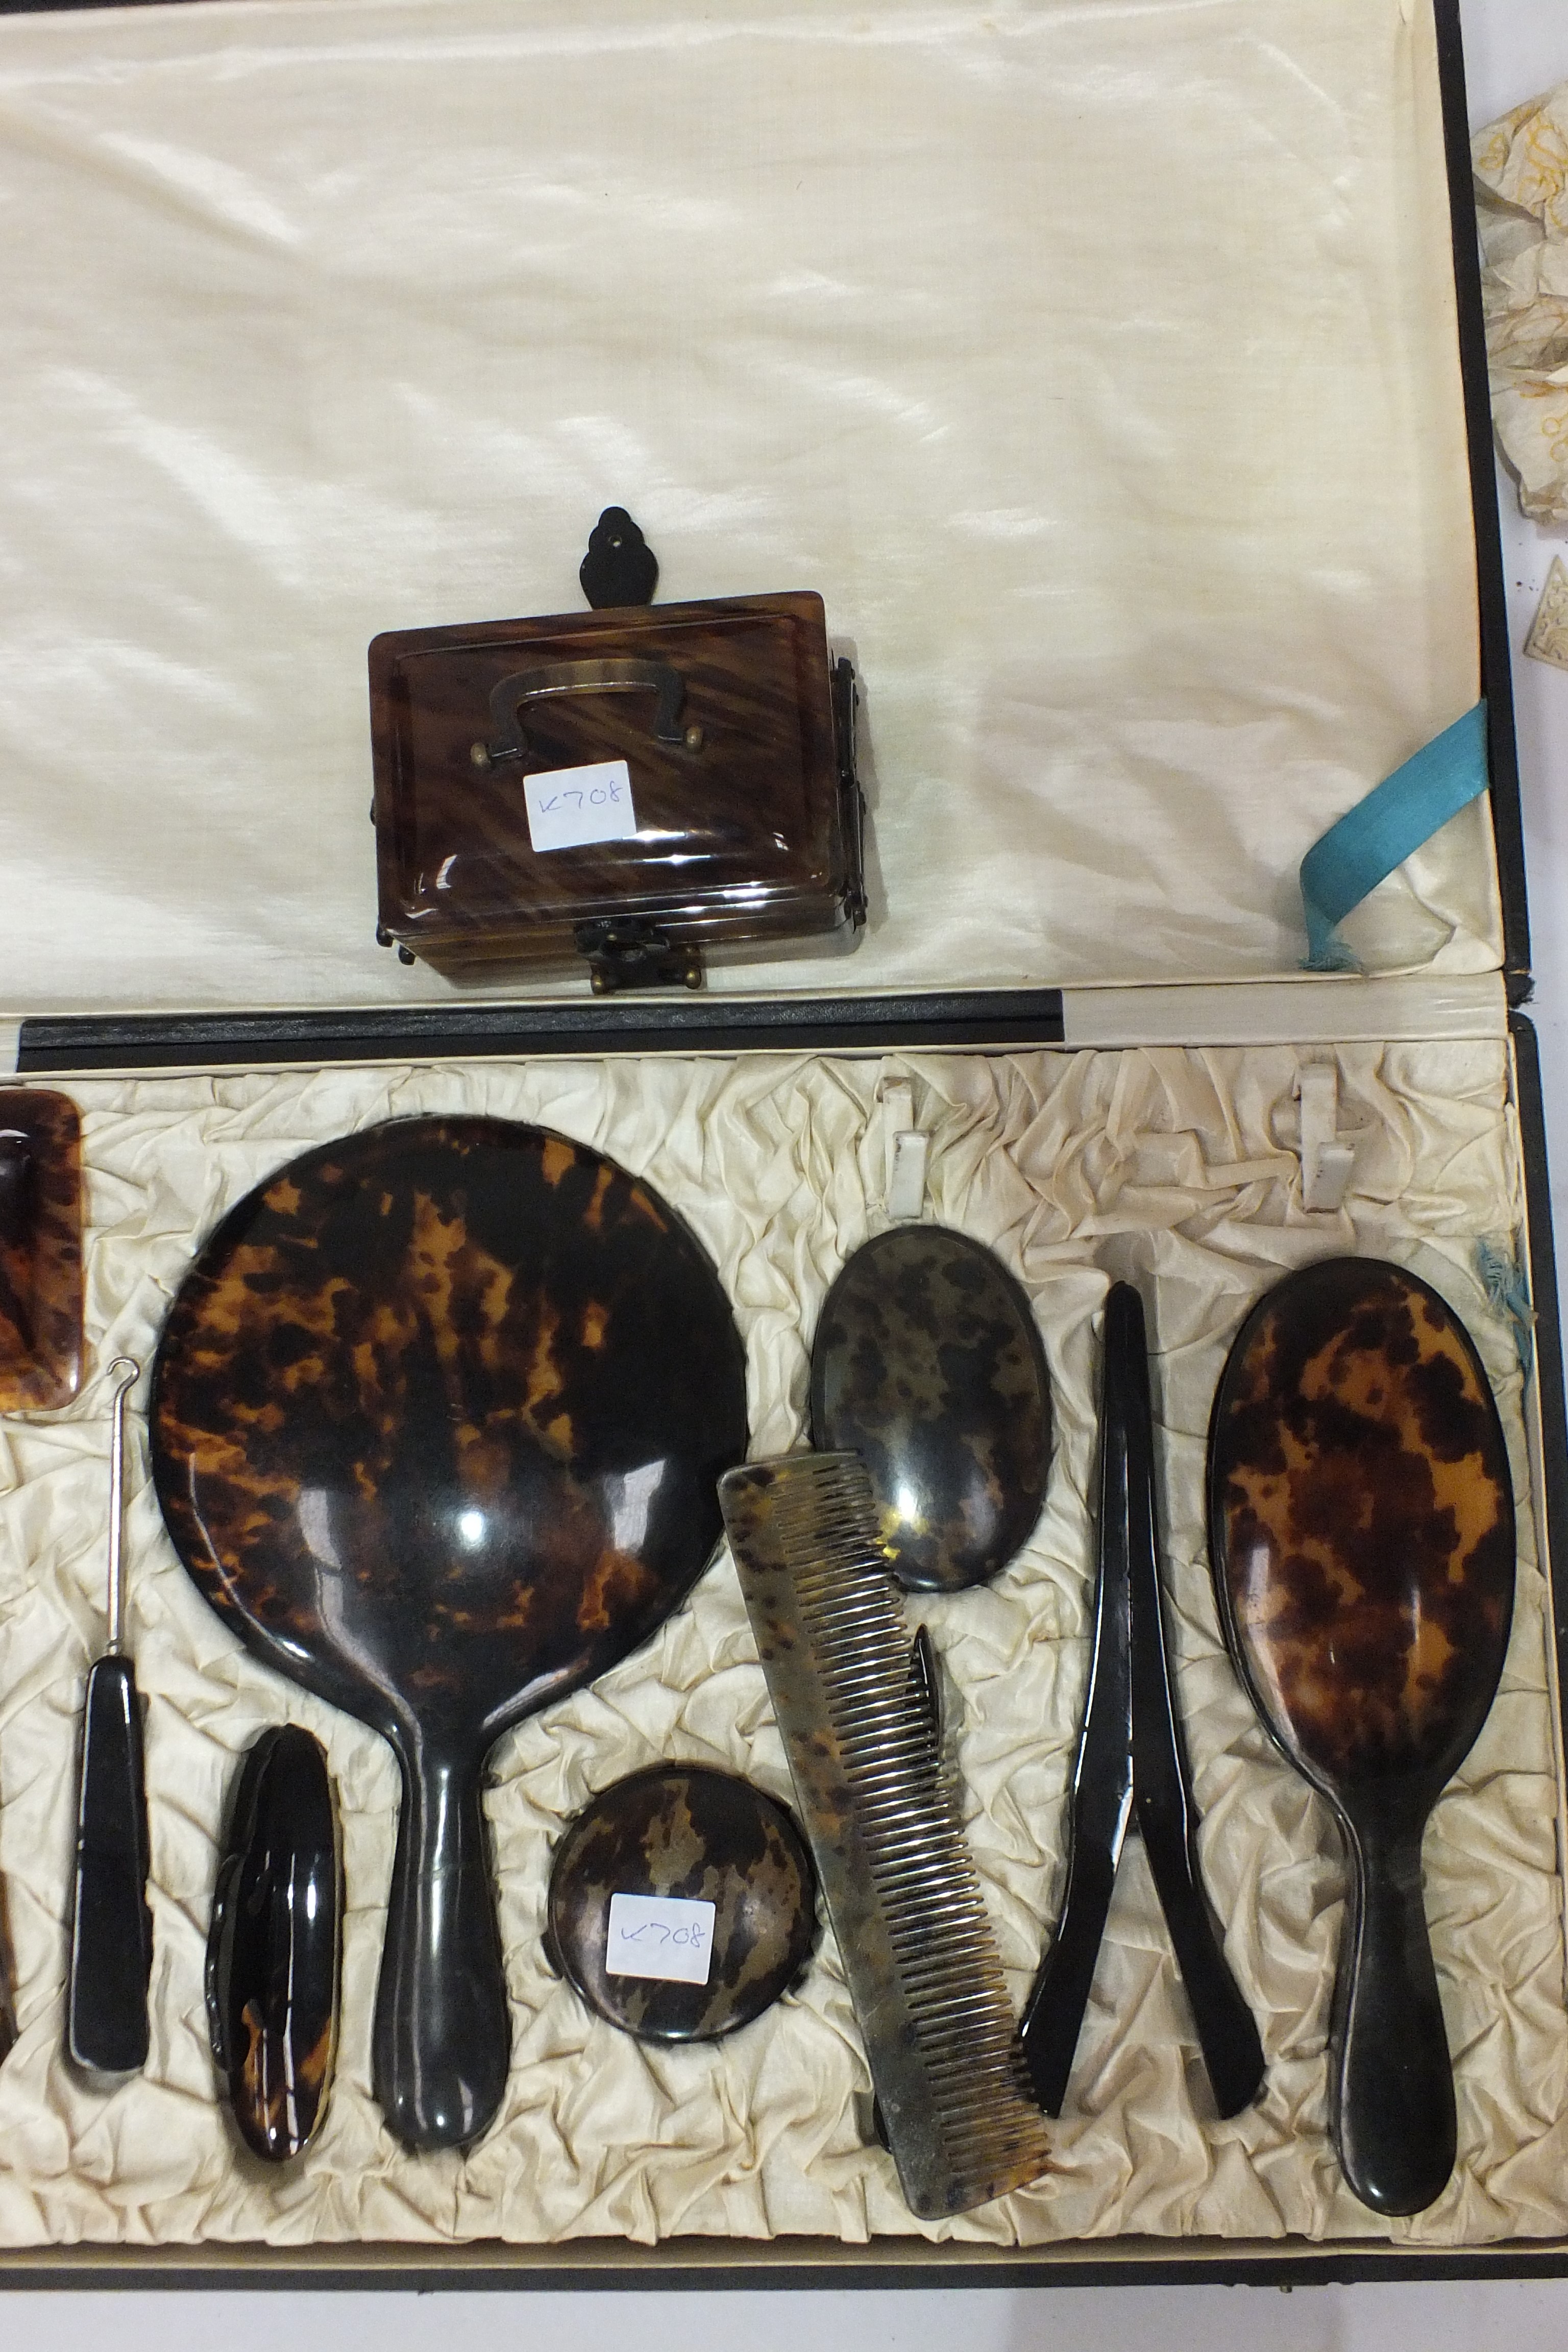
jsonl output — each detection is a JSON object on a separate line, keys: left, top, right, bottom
{"left": 0, "top": 1042, "right": 1561, "bottom": 2250}
{"left": 0, "top": 0, "right": 1499, "bottom": 1020}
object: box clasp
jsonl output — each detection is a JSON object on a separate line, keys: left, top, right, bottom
{"left": 574, "top": 917, "right": 702, "bottom": 996}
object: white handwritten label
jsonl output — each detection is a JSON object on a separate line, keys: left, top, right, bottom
{"left": 605, "top": 1892, "right": 716, "bottom": 1986}
{"left": 523, "top": 759, "right": 637, "bottom": 854}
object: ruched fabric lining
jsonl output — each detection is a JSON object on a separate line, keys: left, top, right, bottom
{"left": 0, "top": 1041, "right": 1560, "bottom": 2250}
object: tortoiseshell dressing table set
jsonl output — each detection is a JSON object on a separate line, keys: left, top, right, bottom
{"left": 1, "top": 0, "right": 1566, "bottom": 2295}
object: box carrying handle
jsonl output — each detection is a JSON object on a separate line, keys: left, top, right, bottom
{"left": 470, "top": 657, "right": 703, "bottom": 770}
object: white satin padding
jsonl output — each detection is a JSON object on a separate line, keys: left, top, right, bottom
{"left": 0, "top": 1041, "right": 1560, "bottom": 2250}
{"left": 0, "top": 0, "right": 1497, "bottom": 1020}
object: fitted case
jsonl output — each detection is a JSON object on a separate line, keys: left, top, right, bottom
{"left": 0, "top": 0, "right": 1563, "bottom": 2294}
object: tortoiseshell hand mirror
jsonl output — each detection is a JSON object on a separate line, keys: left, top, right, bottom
{"left": 151, "top": 1116, "right": 747, "bottom": 2153}
{"left": 1208, "top": 1258, "right": 1514, "bottom": 2216}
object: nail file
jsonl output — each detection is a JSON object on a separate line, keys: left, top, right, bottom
{"left": 720, "top": 1451, "right": 1050, "bottom": 2221}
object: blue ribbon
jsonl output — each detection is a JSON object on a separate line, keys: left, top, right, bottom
{"left": 1300, "top": 702, "right": 1490, "bottom": 972}
{"left": 1475, "top": 1237, "right": 1535, "bottom": 1383}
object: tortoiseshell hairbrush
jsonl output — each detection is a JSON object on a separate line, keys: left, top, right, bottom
{"left": 1207, "top": 1257, "right": 1514, "bottom": 2216}
{"left": 720, "top": 1452, "right": 1050, "bottom": 2220}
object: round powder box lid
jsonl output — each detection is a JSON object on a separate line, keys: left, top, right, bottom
{"left": 546, "top": 1763, "right": 817, "bottom": 2042}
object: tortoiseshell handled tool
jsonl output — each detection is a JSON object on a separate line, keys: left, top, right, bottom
{"left": 1208, "top": 1258, "right": 1514, "bottom": 2215}
{"left": 150, "top": 1116, "right": 747, "bottom": 2153}
{"left": 721, "top": 1452, "right": 1051, "bottom": 2219}
{"left": 1020, "top": 1284, "right": 1264, "bottom": 2121}
{"left": 67, "top": 1356, "right": 153, "bottom": 2077}
{"left": 810, "top": 1227, "right": 1051, "bottom": 1592}
{"left": 0, "top": 1089, "right": 84, "bottom": 1414}
{"left": 545, "top": 1763, "right": 816, "bottom": 2042}
{"left": 0, "top": 1877, "right": 16, "bottom": 2070}
{"left": 207, "top": 1726, "right": 341, "bottom": 2162}
{"left": 2, "top": 1093, "right": 88, "bottom": 2064}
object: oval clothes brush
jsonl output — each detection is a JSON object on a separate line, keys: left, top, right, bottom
{"left": 809, "top": 1225, "right": 1050, "bottom": 1592}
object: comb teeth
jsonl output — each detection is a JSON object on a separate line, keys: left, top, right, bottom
{"left": 720, "top": 1452, "right": 1051, "bottom": 2220}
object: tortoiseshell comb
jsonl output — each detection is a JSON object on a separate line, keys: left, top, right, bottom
{"left": 720, "top": 1452, "right": 1050, "bottom": 2220}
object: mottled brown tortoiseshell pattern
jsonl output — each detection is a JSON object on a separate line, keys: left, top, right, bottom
{"left": 810, "top": 1227, "right": 1050, "bottom": 1591}
{"left": 207, "top": 1726, "right": 340, "bottom": 2164}
{"left": 1208, "top": 1258, "right": 1514, "bottom": 1794}
{"left": 547, "top": 1765, "right": 817, "bottom": 2041}
{"left": 719, "top": 1453, "right": 1053, "bottom": 2218}
{"left": 156, "top": 1115, "right": 747, "bottom": 2151}
{"left": 0, "top": 1089, "right": 83, "bottom": 1413}
{"left": 150, "top": 1116, "right": 749, "bottom": 1750}
{"left": 369, "top": 595, "right": 860, "bottom": 977}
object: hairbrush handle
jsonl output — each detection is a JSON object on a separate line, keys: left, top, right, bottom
{"left": 372, "top": 1745, "right": 509, "bottom": 2153}
{"left": 1332, "top": 1809, "right": 1456, "bottom": 2215}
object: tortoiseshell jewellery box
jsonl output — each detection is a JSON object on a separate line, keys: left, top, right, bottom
{"left": 369, "top": 580, "right": 865, "bottom": 995}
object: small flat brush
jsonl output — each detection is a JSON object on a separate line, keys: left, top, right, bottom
{"left": 720, "top": 1452, "right": 1050, "bottom": 2221}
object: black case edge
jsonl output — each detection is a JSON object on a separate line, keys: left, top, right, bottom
{"left": 1512, "top": 1016, "right": 1568, "bottom": 1695}
{"left": 8, "top": 2240, "right": 1568, "bottom": 2290}
{"left": 14, "top": 991, "right": 1067, "bottom": 1073}
{"left": 1433, "top": 0, "right": 1532, "bottom": 1001}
